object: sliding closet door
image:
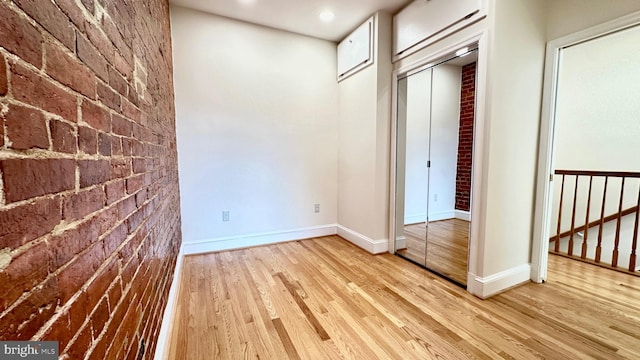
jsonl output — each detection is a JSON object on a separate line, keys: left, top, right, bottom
{"left": 424, "top": 64, "right": 467, "bottom": 285}
{"left": 394, "top": 69, "right": 432, "bottom": 265}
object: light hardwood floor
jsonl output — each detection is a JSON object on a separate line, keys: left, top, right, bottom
{"left": 397, "top": 219, "right": 469, "bottom": 285}
{"left": 168, "top": 236, "right": 640, "bottom": 359}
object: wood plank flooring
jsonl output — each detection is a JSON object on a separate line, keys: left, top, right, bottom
{"left": 397, "top": 219, "right": 469, "bottom": 285}
{"left": 168, "top": 236, "right": 640, "bottom": 359}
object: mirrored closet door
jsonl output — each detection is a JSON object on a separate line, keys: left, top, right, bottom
{"left": 394, "top": 48, "right": 477, "bottom": 286}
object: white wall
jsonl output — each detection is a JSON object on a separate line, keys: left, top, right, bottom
{"left": 479, "top": 0, "right": 547, "bottom": 276}
{"left": 338, "top": 12, "right": 393, "bottom": 251}
{"left": 546, "top": 0, "right": 640, "bottom": 40}
{"left": 171, "top": 6, "right": 339, "bottom": 246}
{"left": 551, "top": 24, "right": 640, "bottom": 235}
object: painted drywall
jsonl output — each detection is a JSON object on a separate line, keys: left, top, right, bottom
{"left": 480, "top": 0, "right": 547, "bottom": 276}
{"left": 171, "top": 6, "right": 339, "bottom": 244}
{"left": 338, "top": 12, "right": 393, "bottom": 245}
{"left": 550, "top": 25, "right": 640, "bottom": 238}
{"left": 546, "top": 0, "right": 640, "bottom": 40}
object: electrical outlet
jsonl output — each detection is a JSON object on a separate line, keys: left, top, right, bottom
{"left": 222, "top": 211, "right": 230, "bottom": 222}
{"left": 314, "top": 204, "right": 320, "bottom": 213}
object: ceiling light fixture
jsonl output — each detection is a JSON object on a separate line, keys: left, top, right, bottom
{"left": 238, "top": 0, "right": 256, "bottom": 6}
{"left": 319, "top": 10, "right": 335, "bottom": 22}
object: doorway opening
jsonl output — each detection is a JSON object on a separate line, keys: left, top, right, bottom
{"left": 393, "top": 47, "right": 478, "bottom": 287}
{"left": 533, "top": 14, "right": 640, "bottom": 282}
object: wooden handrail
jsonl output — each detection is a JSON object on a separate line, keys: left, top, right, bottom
{"left": 555, "top": 169, "right": 640, "bottom": 178}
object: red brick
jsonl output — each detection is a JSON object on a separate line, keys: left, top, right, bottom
{"left": 87, "top": 335, "right": 109, "bottom": 360}
{"left": 132, "top": 158, "right": 146, "bottom": 174}
{"left": 112, "top": 114, "right": 132, "bottom": 136}
{"left": 117, "top": 196, "right": 136, "bottom": 219}
{"left": 98, "top": 132, "right": 111, "bottom": 156}
{"left": 67, "top": 292, "right": 89, "bottom": 342}
{"left": 90, "top": 297, "right": 110, "bottom": 337}
{"left": 108, "top": 67, "right": 128, "bottom": 97}
{"left": 3, "top": 104, "right": 49, "bottom": 150}
{"left": 0, "top": 241, "right": 51, "bottom": 312}
{"left": 57, "top": 242, "right": 105, "bottom": 303}
{"left": 77, "top": 32, "right": 108, "bottom": 83}
{"left": 50, "top": 119, "right": 77, "bottom": 154}
{"left": 14, "top": 0, "right": 75, "bottom": 51}
{"left": 103, "top": 222, "right": 127, "bottom": 257}
{"left": 79, "top": 159, "right": 110, "bottom": 188}
{"left": 97, "top": 81, "right": 121, "bottom": 112}
{"left": 66, "top": 324, "right": 92, "bottom": 360}
{"left": 108, "top": 278, "right": 123, "bottom": 312}
{"left": 111, "top": 136, "right": 123, "bottom": 155}
{"left": 1, "top": 158, "right": 75, "bottom": 203}
{"left": 49, "top": 220, "right": 98, "bottom": 269}
{"left": 85, "top": 257, "right": 118, "bottom": 310}
{"left": 0, "top": 52, "right": 7, "bottom": 96}
{"left": 40, "top": 312, "right": 73, "bottom": 352}
{"left": 110, "top": 158, "right": 131, "bottom": 180}
{"left": 114, "top": 51, "right": 133, "bottom": 80}
{"left": 0, "top": 2, "right": 43, "bottom": 68}
{"left": 55, "top": 0, "right": 87, "bottom": 32}
{"left": 122, "top": 138, "right": 132, "bottom": 156}
{"left": 85, "top": 23, "right": 114, "bottom": 63}
{"left": 0, "top": 196, "right": 61, "bottom": 250}
{"left": 122, "top": 98, "right": 141, "bottom": 122}
{"left": 78, "top": 125, "right": 97, "bottom": 154}
{"left": 81, "top": 100, "right": 110, "bottom": 132}
{"left": 63, "top": 186, "right": 105, "bottom": 221}
{"left": 126, "top": 175, "right": 143, "bottom": 194}
{"left": 45, "top": 40, "right": 96, "bottom": 98}
{"left": 95, "top": 205, "right": 119, "bottom": 236}
{"left": 0, "top": 277, "right": 60, "bottom": 340}
{"left": 11, "top": 62, "right": 77, "bottom": 122}
{"left": 80, "top": 0, "right": 94, "bottom": 13}
{"left": 101, "top": 16, "right": 132, "bottom": 62}
{"left": 105, "top": 180, "right": 125, "bottom": 205}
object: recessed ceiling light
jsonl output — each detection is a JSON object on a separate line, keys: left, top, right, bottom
{"left": 238, "top": 0, "right": 256, "bottom": 5}
{"left": 319, "top": 10, "right": 335, "bottom": 22}
{"left": 455, "top": 47, "right": 469, "bottom": 57}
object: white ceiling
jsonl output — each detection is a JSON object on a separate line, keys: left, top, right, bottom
{"left": 169, "top": 0, "right": 414, "bottom": 42}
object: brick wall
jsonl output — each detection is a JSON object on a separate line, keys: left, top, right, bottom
{"left": 0, "top": 0, "right": 181, "bottom": 359}
{"left": 455, "top": 62, "right": 476, "bottom": 212}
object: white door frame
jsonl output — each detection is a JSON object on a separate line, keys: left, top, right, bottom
{"left": 389, "top": 29, "right": 489, "bottom": 289}
{"left": 531, "top": 11, "right": 640, "bottom": 283}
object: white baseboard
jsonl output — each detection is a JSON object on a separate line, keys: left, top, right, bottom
{"left": 455, "top": 210, "right": 471, "bottom": 221}
{"left": 336, "top": 225, "right": 388, "bottom": 254}
{"left": 395, "top": 236, "right": 407, "bottom": 250}
{"left": 467, "top": 263, "right": 531, "bottom": 299}
{"left": 404, "top": 213, "right": 426, "bottom": 225}
{"left": 428, "top": 211, "right": 455, "bottom": 222}
{"left": 154, "top": 247, "right": 184, "bottom": 360}
{"left": 182, "top": 225, "right": 338, "bottom": 255}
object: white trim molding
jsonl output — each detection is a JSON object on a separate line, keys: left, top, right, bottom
{"left": 467, "top": 263, "right": 531, "bottom": 299}
{"left": 182, "top": 225, "right": 338, "bottom": 255}
{"left": 154, "top": 247, "right": 184, "bottom": 360}
{"left": 455, "top": 210, "right": 471, "bottom": 221}
{"left": 337, "top": 225, "right": 389, "bottom": 254}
